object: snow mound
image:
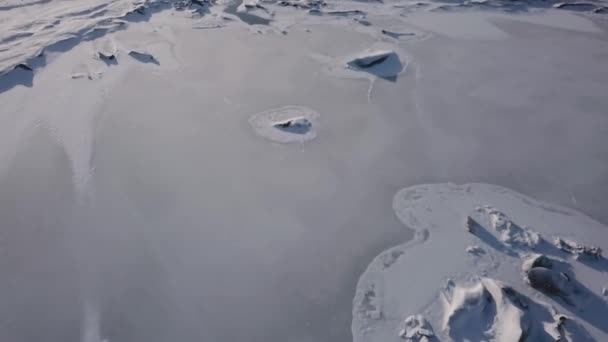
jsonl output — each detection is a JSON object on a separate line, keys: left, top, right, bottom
{"left": 249, "top": 106, "right": 319, "bottom": 143}
{"left": 347, "top": 50, "right": 396, "bottom": 69}
{"left": 442, "top": 278, "right": 527, "bottom": 342}
{"left": 353, "top": 183, "right": 608, "bottom": 342}
{"left": 311, "top": 44, "right": 407, "bottom": 86}
{"left": 346, "top": 49, "right": 404, "bottom": 79}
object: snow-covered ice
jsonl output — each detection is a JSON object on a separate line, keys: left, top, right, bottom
{"left": 354, "top": 183, "right": 608, "bottom": 342}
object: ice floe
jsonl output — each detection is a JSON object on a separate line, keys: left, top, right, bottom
{"left": 353, "top": 183, "right": 608, "bottom": 342}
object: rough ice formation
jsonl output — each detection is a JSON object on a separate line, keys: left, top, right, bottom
{"left": 277, "top": 0, "right": 325, "bottom": 10}
{"left": 478, "top": 206, "right": 542, "bottom": 248}
{"left": 398, "top": 315, "right": 434, "bottom": 341}
{"left": 465, "top": 245, "right": 485, "bottom": 255}
{"left": 347, "top": 50, "right": 395, "bottom": 68}
{"left": 381, "top": 29, "right": 415, "bottom": 39}
{"left": 554, "top": 237, "right": 603, "bottom": 260}
{"left": 357, "top": 284, "right": 382, "bottom": 320}
{"left": 273, "top": 117, "right": 312, "bottom": 133}
{"left": 249, "top": 106, "right": 319, "bottom": 143}
{"left": 97, "top": 51, "right": 116, "bottom": 61}
{"left": 128, "top": 50, "right": 158, "bottom": 64}
{"left": 95, "top": 39, "right": 118, "bottom": 64}
{"left": 346, "top": 49, "right": 404, "bottom": 78}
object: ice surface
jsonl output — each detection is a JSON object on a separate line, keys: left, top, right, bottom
{"left": 1, "top": 1, "right": 608, "bottom": 342}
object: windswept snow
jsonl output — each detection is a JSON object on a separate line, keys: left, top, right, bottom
{"left": 353, "top": 183, "right": 608, "bottom": 342}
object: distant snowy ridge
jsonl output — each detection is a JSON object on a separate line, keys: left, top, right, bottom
{"left": 1, "top": 0, "right": 608, "bottom": 77}
{"left": 0, "top": 0, "right": 178, "bottom": 75}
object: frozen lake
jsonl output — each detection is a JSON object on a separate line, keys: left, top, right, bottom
{"left": 0, "top": 6, "right": 607, "bottom": 342}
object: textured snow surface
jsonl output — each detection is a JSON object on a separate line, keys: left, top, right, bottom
{"left": 2, "top": 0, "right": 608, "bottom": 75}
{"left": 354, "top": 183, "right": 608, "bottom": 342}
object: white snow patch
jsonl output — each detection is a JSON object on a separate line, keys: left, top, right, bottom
{"left": 353, "top": 183, "right": 608, "bottom": 342}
